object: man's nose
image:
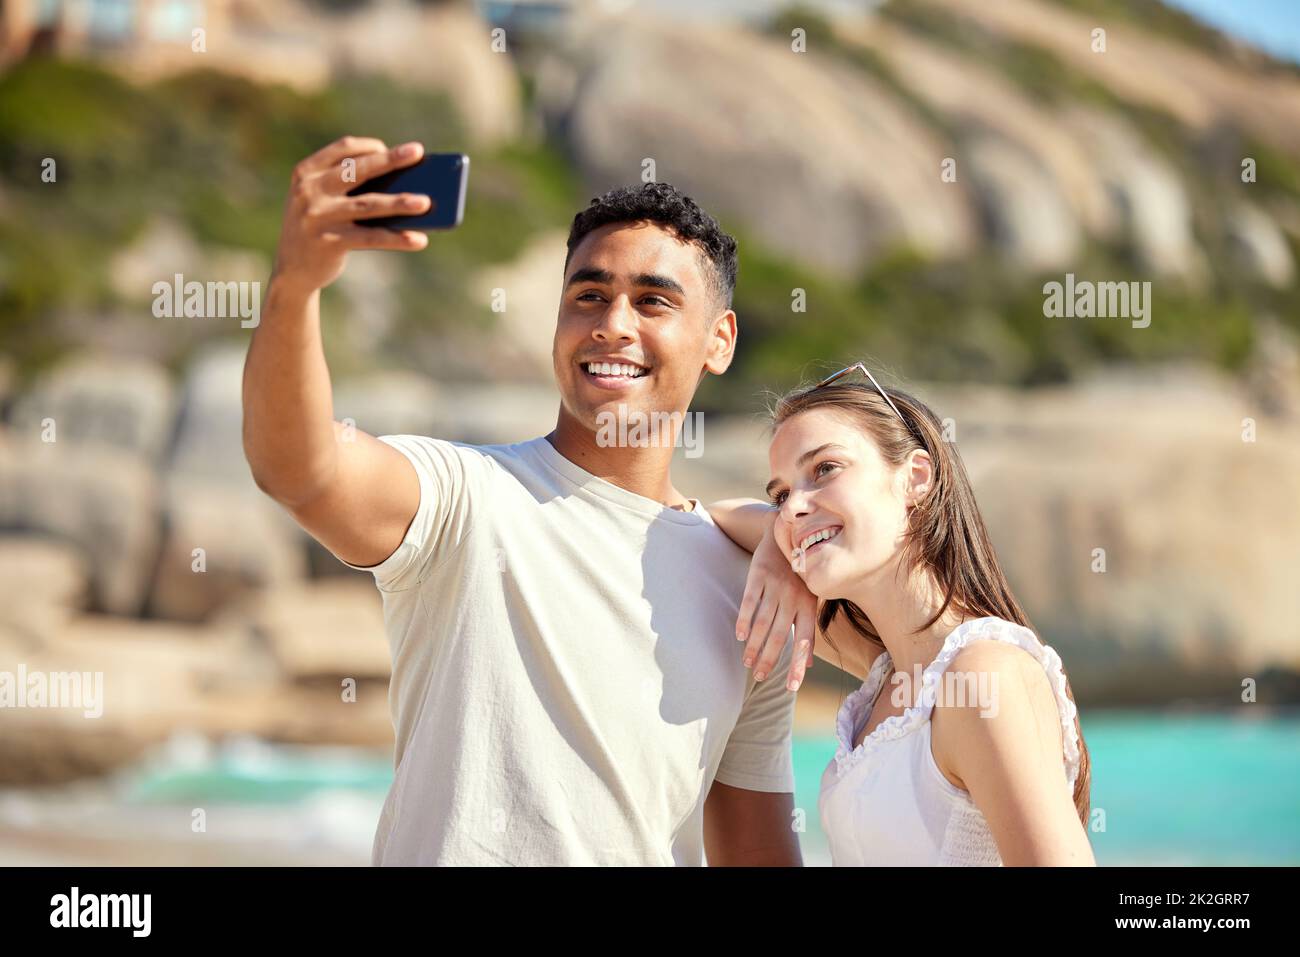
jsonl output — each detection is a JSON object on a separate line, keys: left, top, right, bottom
{"left": 593, "top": 295, "right": 636, "bottom": 341}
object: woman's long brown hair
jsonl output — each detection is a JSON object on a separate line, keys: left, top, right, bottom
{"left": 771, "top": 376, "right": 1092, "bottom": 826}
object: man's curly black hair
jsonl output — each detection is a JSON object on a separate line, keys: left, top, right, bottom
{"left": 564, "top": 182, "right": 738, "bottom": 312}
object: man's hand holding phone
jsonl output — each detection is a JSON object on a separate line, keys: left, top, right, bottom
{"left": 269, "top": 136, "right": 432, "bottom": 299}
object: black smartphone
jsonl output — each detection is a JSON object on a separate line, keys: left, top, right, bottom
{"left": 348, "top": 152, "right": 469, "bottom": 230}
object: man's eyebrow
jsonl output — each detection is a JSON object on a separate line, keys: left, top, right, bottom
{"left": 632, "top": 273, "right": 686, "bottom": 297}
{"left": 564, "top": 268, "right": 686, "bottom": 298}
{"left": 764, "top": 444, "right": 845, "bottom": 496}
{"left": 565, "top": 266, "right": 614, "bottom": 289}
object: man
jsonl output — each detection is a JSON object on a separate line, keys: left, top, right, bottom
{"left": 242, "top": 137, "right": 800, "bottom": 865}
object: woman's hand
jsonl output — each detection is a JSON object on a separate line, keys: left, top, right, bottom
{"left": 735, "top": 523, "right": 817, "bottom": 691}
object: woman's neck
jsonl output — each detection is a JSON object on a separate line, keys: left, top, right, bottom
{"left": 846, "top": 563, "right": 971, "bottom": 704}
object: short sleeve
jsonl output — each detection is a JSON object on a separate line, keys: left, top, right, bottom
{"left": 336, "top": 434, "right": 484, "bottom": 592}
{"left": 714, "top": 631, "right": 797, "bottom": 793}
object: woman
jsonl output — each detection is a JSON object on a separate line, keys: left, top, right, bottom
{"left": 710, "top": 363, "right": 1094, "bottom": 866}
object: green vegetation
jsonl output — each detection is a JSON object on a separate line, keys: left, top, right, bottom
{"left": 719, "top": 1, "right": 1300, "bottom": 411}
{"left": 877, "top": 0, "right": 1189, "bottom": 159}
{"left": 2, "top": 30, "right": 1298, "bottom": 409}
{"left": 0, "top": 58, "right": 580, "bottom": 381}
{"left": 1053, "top": 0, "right": 1300, "bottom": 78}
{"left": 708, "top": 235, "right": 1267, "bottom": 413}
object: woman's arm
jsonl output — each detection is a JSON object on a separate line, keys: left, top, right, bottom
{"left": 708, "top": 498, "right": 775, "bottom": 553}
{"left": 710, "top": 498, "right": 884, "bottom": 687}
{"left": 933, "top": 640, "right": 1096, "bottom": 866}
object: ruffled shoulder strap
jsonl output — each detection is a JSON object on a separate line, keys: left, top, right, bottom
{"left": 921, "top": 617, "right": 1082, "bottom": 790}
{"left": 834, "top": 652, "right": 894, "bottom": 754}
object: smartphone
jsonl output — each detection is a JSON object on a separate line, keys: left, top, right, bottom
{"left": 349, "top": 152, "right": 469, "bottom": 230}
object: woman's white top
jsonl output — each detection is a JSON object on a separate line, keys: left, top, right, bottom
{"left": 817, "top": 616, "right": 1082, "bottom": 866}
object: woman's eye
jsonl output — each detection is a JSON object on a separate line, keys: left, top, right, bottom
{"left": 769, "top": 490, "right": 788, "bottom": 507}
{"left": 814, "top": 461, "right": 840, "bottom": 479}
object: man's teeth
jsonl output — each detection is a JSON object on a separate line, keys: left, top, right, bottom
{"left": 799, "top": 527, "right": 841, "bottom": 551}
{"left": 586, "top": 362, "right": 647, "bottom": 378}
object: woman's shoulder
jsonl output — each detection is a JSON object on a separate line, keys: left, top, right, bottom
{"left": 931, "top": 617, "right": 1076, "bottom": 781}
{"left": 937, "top": 617, "right": 1061, "bottom": 680}
{"left": 938, "top": 618, "right": 1065, "bottom": 715}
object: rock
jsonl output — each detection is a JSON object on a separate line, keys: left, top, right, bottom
{"left": 213, "top": 580, "right": 391, "bottom": 683}
{"left": 322, "top": 0, "right": 522, "bottom": 146}
{"left": 108, "top": 217, "right": 204, "bottom": 305}
{"left": 334, "top": 250, "right": 401, "bottom": 355}
{"left": 433, "top": 382, "right": 559, "bottom": 445}
{"left": 149, "top": 345, "right": 307, "bottom": 622}
{"left": 1244, "top": 316, "right": 1300, "bottom": 421}
{"left": 333, "top": 370, "right": 443, "bottom": 440}
{"left": 167, "top": 345, "right": 249, "bottom": 482}
{"left": 963, "top": 132, "right": 1082, "bottom": 271}
{"left": 839, "top": 17, "right": 1118, "bottom": 241}
{"left": 0, "top": 615, "right": 269, "bottom": 785}
{"left": 551, "top": 11, "right": 976, "bottom": 277}
{"left": 1067, "top": 108, "right": 1205, "bottom": 281}
{"left": 929, "top": 364, "right": 1300, "bottom": 704}
{"left": 0, "top": 537, "right": 88, "bottom": 644}
{"left": 1227, "top": 202, "right": 1295, "bottom": 288}
{"left": 94, "top": 1, "right": 332, "bottom": 93}
{"left": 6, "top": 353, "right": 176, "bottom": 465}
{"left": 469, "top": 230, "right": 568, "bottom": 381}
{"left": 0, "top": 611, "right": 391, "bottom": 786}
{"left": 0, "top": 429, "right": 161, "bottom": 617}
{"left": 927, "top": 0, "right": 1300, "bottom": 157}
{"left": 148, "top": 477, "right": 308, "bottom": 622}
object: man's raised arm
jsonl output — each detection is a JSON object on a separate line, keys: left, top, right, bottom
{"left": 242, "top": 136, "right": 432, "bottom": 568}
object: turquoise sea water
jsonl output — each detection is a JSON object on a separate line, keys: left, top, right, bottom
{"left": 794, "top": 710, "right": 1300, "bottom": 865}
{"left": 127, "top": 712, "right": 1300, "bottom": 865}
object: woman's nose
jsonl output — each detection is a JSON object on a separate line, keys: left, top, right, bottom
{"left": 781, "top": 487, "right": 812, "bottom": 521}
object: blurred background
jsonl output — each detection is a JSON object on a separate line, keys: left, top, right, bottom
{"left": 0, "top": 0, "right": 1297, "bottom": 866}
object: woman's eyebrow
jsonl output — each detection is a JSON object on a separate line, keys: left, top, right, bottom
{"left": 796, "top": 443, "right": 844, "bottom": 467}
{"left": 765, "top": 444, "right": 845, "bottom": 496}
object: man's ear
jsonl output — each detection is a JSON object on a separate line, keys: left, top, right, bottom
{"left": 702, "top": 308, "right": 737, "bottom": 377}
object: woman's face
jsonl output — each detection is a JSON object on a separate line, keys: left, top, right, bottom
{"left": 766, "top": 407, "right": 926, "bottom": 601}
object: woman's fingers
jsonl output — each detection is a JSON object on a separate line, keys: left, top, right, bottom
{"left": 752, "top": 604, "right": 793, "bottom": 682}
{"left": 786, "top": 611, "right": 816, "bottom": 691}
{"left": 735, "top": 574, "right": 764, "bottom": 643}
{"left": 743, "top": 593, "right": 778, "bottom": 672}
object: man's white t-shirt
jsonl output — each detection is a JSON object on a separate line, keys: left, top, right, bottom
{"left": 339, "top": 433, "right": 796, "bottom": 865}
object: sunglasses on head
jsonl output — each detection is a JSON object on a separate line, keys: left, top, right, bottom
{"left": 810, "top": 362, "right": 909, "bottom": 427}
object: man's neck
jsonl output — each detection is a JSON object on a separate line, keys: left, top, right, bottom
{"left": 546, "top": 414, "right": 693, "bottom": 511}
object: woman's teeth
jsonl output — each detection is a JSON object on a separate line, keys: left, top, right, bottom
{"left": 798, "top": 526, "right": 842, "bottom": 552}
{"left": 586, "top": 362, "right": 647, "bottom": 378}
